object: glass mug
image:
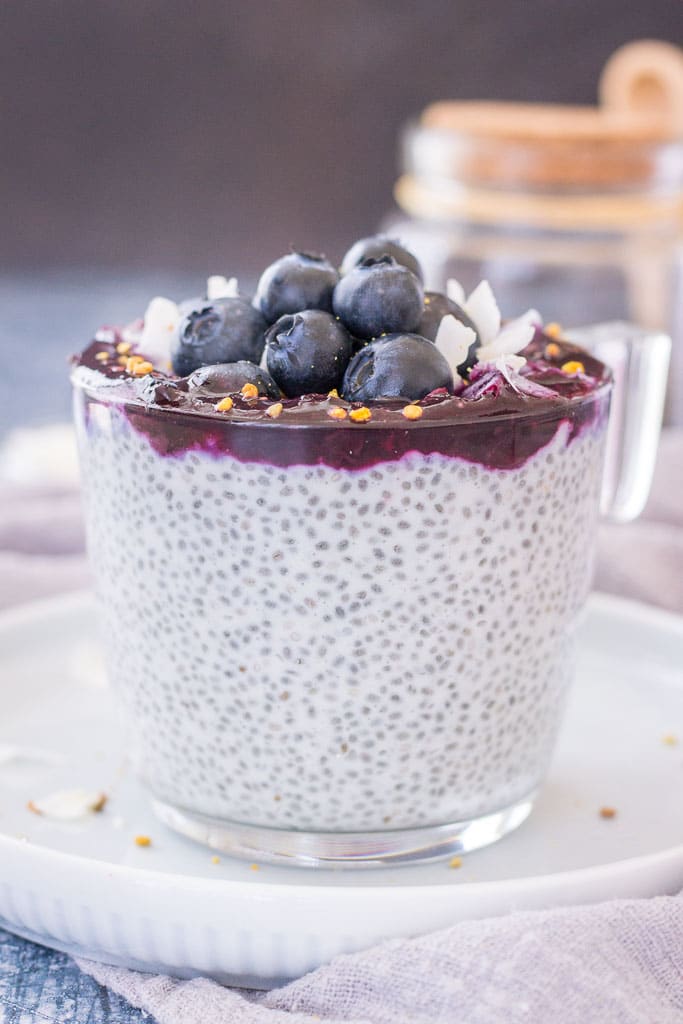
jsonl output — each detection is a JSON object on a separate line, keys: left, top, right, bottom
{"left": 72, "top": 322, "right": 669, "bottom": 867}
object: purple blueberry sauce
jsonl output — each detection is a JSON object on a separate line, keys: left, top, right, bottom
{"left": 72, "top": 329, "right": 610, "bottom": 472}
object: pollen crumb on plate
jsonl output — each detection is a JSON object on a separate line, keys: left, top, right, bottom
{"left": 349, "top": 406, "right": 372, "bottom": 423}
{"left": 116, "top": 341, "right": 133, "bottom": 355}
{"left": 241, "top": 382, "right": 259, "bottom": 399}
{"left": 266, "top": 402, "right": 284, "bottom": 419}
{"left": 545, "top": 322, "right": 562, "bottom": 338}
{"left": 134, "top": 834, "right": 152, "bottom": 847}
{"left": 211, "top": 855, "right": 221, "bottom": 864}
{"left": 662, "top": 734, "right": 678, "bottom": 746}
{"left": 599, "top": 806, "right": 617, "bottom": 819}
{"left": 327, "top": 407, "right": 347, "bottom": 420}
{"left": 249, "top": 863, "right": 261, "bottom": 871}
{"left": 449, "top": 855, "right": 463, "bottom": 869}
{"left": 215, "top": 396, "right": 234, "bottom": 412}
{"left": 401, "top": 404, "right": 423, "bottom": 420}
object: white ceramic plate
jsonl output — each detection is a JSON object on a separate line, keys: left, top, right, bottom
{"left": 0, "top": 591, "right": 682, "bottom": 987}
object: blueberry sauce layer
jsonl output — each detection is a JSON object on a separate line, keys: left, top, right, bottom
{"left": 72, "top": 330, "right": 610, "bottom": 471}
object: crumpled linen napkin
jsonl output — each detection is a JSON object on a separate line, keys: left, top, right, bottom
{"left": 76, "top": 896, "right": 683, "bottom": 1024}
{"left": 2, "top": 424, "right": 683, "bottom": 1024}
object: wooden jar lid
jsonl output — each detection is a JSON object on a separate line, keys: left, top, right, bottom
{"left": 402, "top": 41, "right": 683, "bottom": 202}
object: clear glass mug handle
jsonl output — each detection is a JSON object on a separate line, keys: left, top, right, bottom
{"left": 566, "top": 322, "right": 671, "bottom": 523}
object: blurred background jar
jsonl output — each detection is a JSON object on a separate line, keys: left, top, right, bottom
{"left": 389, "top": 41, "right": 683, "bottom": 421}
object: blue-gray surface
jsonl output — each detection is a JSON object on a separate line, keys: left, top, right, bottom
{"left": 0, "top": 929, "right": 146, "bottom": 1023}
{"left": 0, "top": 271, "right": 200, "bottom": 438}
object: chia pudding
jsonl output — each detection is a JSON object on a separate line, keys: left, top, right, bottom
{"left": 72, "top": 239, "right": 611, "bottom": 863}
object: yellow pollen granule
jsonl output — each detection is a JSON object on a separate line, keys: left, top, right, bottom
{"left": 124, "top": 355, "right": 145, "bottom": 373}
{"left": 599, "top": 807, "right": 617, "bottom": 820}
{"left": 130, "top": 360, "right": 154, "bottom": 376}
{"left": 249, "top": 863, "right": 260, "bottom": 871}
{"left": 328, "top": 388, "right": 339, "bottom": 398}
{"left": 211, "top": 855, "right": 221, "bottom": 864}
{"left": 544, "top": 342, "right": 561, "bottom": 358}
{"left": 134, "top": 834, "right": 152, "bottom": 847}
{"left": 215, "top": 396, "right": 234, "bottom": 412}
{"left": 349, "top": 406, "right": 372, "bottom": 423}
{"left": 561, "top": 360, "right": 585, "bottom": 375}
{"left": 327, "top": 407, "right": 347, "bottom": 420}
{"left": 116, "top": 341, "right": 133, "bottom": 355}
{"left": 95, "top": 351, "right": 110, "bottom": 362}
{"left": 662, "top": 734, "right": 678, "bottom": 746}
{"left": 545, "top": 322, "right": 562, "bottom": 338}
{"left": 449, "top": 856, "right": 463, "bottom": 869}
{"left": 241, "top": 382, "right": 259, "bottom": 399}
{"left": 401, "top": 404, "right": 423, "bottom": 420}
{"left": 266, "top": 402, "right": 284, "bottom": 419}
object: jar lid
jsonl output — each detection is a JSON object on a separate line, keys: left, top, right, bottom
{"left": 397, "top": 41, "right": 683, "bottom": 224}
{"left": 420, "top": 101, "right": 678, "bottom": 145}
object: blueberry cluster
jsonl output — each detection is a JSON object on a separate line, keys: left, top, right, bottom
{"left": 169, "top": 236, "right": 479, "bottom": 403}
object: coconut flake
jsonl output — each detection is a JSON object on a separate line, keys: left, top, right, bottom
{"left": 207, "top": 275, "right": 239, "bottom": 300}
{"left": 464, "top": 281, "right": 501, "bottom": 346}
{"left": 28, "top": 788, "right": 107, "bottom": 821}
{"left": 139, "top": 297, "right": 180, "bottom": 367}
{"left": 476, "top": 309, "right": 540, "bottom": 363}
{"left": 434, "top": 315, "right": 476, "bottom": 382}
{"left": 94, "top": 327, "right": 116, "bottom": 344}
{"left": 495, "top": 353, "right": 527, "bottom": 385}
{"left": 446, "top": 278, "right": 466, "bottom": 306}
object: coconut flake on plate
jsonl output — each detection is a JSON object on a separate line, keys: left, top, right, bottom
{"left": 27, "top": 788, "right": 107, "bottom": 820}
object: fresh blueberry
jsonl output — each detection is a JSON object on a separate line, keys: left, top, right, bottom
{"left": 332, "top": 256, "right": 424, "bottom": 340}
{"left": 341, "top": 333, "right": 453, "bottom": 402}
{"left": 417, "top": 291, "right": 480, "bottom": 373}
{"left": 171, "top": 298, "right": 267, "bottom": 376}
{"left": 186, "top": 361, "right": 281, "bottom": 399}
{"left": 265, "top": 310, "right": 353, "bottom": 397}
{"left": 253, "top": 251, "right": 339, "bottom": 324}
{"left": 340, "top": 235, "right": 424, "bottom": 282}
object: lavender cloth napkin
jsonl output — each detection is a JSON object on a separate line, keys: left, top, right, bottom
{"left": 2, "top": 426, "right": 683, "bottom": 1024}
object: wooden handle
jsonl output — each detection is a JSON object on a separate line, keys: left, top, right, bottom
{"left": 599, "top": 40, "right": 683, "bottom": 134}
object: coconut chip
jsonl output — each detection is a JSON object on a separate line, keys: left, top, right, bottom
{"left": 207, "top": 275, "right": 239, "bottom": 300}
{"left": 434, "top": 315, "right": 476, "bottom": 382}
{"left": 27, "top": 788, "right": 107, "bottom": 821}
{"left": 138, "top": 296, "right": 181, "bottom": 367}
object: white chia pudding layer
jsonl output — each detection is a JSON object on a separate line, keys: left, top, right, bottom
{"left": 75, "top": 398, "right": 606, "bottom": 832}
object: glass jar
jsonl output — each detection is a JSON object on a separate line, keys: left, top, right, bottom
{"left": 388, "top": 99, "right": 683, "bottom": 421}
{"left": 72, "top": 321, "right": 667, "bottom": 867}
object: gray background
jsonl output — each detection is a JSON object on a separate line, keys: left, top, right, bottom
{"left": 1, "top": 0, "right": 681, "bottom": 274}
